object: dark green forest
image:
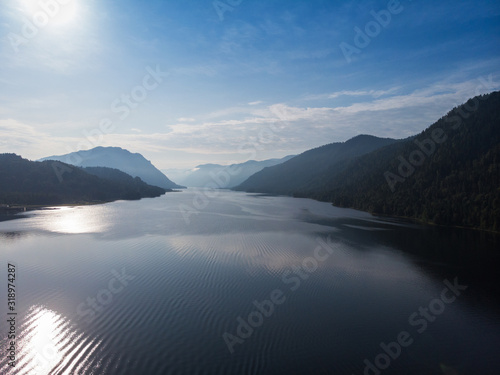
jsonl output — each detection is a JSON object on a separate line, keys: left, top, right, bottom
{"left": 235, "top": 92, "right": 500, "bottom": 232}
{"left": 0, "top": 155, "right": 168, "bottom": 206}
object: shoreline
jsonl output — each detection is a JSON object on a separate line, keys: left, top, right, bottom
{"left": 0, "top": 203, "right": 106, "bottom": 222}
{"left": 2, "top": 191, "right": 498, "bottom": 235}
{"left": 0, "top": 189, "right": 183, "bottom": 222}
{"left": 237, "top": 190, "right": 500, "bottom": 234}
{"left": 368, "top": 211, "right": 500, "bottom": 235}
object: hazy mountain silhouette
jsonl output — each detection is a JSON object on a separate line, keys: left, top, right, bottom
{"left": 39, "top": 146, "right": 185, "bottom": 189}
{"left": 169, "top": 155, "right": 295, "bottom": 188}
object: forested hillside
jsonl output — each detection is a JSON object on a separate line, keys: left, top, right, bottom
{"left": 0, "top": 155, "right": 168, "bottom": 205}
{"left": 234, "top": 135, "right": 398, "bottom": 194}
{"left": 235, "top": 92, "right": 500, "bottom": 232}
{"left": 315, "top": 92, "right": 500, "bottom": 232}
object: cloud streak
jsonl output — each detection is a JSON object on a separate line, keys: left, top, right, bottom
{"left": 7, "top": 75, "right": 498, "bottom": 169}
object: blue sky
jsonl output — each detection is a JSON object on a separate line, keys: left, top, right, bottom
{"left": 1, "top": 0, "right": 499, "bottom": 169}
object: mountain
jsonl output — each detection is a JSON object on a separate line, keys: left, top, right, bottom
{"left": 311, "top": 91, "right": 500, "bottom": 232}
{"left": 81, "top": 166, "right": 170, "bottom": 198}
{"left": 165, "top": 155, "right": 295, "bottom": 188}
{"left": 234, "top": 135, "right": 399, "bottom": 194}
{"left": 235, "top": 91, "right": 500, "bottom": 232}
{"left": 39, "top": 147, "right": 185, "bottom": 189}
{"left": 0, "top": 154, "right": 168, "bottom": 205}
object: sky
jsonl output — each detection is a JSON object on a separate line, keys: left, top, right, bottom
{"left": 0, "top": 0, "right": 499, "bottom": 170}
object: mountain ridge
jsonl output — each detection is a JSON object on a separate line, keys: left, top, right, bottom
{"left": 166, "top": 155, "right": 295, "bottom": 188}
{"left": 0, "top": 154, "right": 169, "bottom": 206}
{"left": 39, "top": 146, "right": 185, "bottom": 189}
{"left": 234, "top": 91, "right": 500, "bottom": 232}
{"left": 234, "top": 134, "right": 399, "bottom": 194}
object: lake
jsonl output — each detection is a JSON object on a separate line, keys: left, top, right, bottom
{"left": 1, "top": 189, "right": 499, "bottom": 375}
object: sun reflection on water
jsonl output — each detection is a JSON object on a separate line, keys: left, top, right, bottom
{"left": 1, "top": 305, "right": 100, "bottom": 375}
{"left": 33, "top": 206, "right": 110, "bottom": 234}
{"left": 0, "top": 306, "right": 67, "bottom": 375}
{"left": 23, "top": 307, "right": 64, "bottom": 374}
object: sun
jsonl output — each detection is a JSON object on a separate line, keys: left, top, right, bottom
{"left": 19, "top": 0, "right": 79, "bottom": 27}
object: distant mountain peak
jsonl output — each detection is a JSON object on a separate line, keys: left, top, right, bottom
{"left": 39, "top": 146, "right": 185, "bottom": 189}
{"left": 170, "top": 155, "right": 295, "bottom": 188}
{"left": 0, "top": 154, "right": 168, "bottom": 205}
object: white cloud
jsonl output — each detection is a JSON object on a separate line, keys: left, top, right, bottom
{"left": 0, "top": 118, "right": 82, "bottom": 160}
{"left": 332, "top": 77, "right": 500, "bottom": 115}
{"left": 104, "top": 76, "right": 500, "bottom": 162}
{"left": 2, "top": 75, "right": 498, "bottom": 169}
{"left": 305, "top": 88, "right": 399, "bottom": 101}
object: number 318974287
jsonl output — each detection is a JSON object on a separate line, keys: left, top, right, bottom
{"left": 8, "top": 263, "right": 16, "bottom": 311}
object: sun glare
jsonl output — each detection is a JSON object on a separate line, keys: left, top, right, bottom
{"left": 16, "top": 306, "right": 97, "bottom": 375}
{"left": 20, "top": 307, "right": 64, "bottom": 374}
{"left": 19, "top": 0, "right": 79, "bottom": 27}
{"left": 26, "top": 206, "right": 110, "bottom": 234}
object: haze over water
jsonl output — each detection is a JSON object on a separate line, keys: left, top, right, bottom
{"left": 1, "top": 189, "right": 499, "bottom": 375}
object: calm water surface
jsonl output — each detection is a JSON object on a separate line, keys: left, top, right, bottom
{"left": 0, "top": 189, "right": 499, "bottom": 375}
